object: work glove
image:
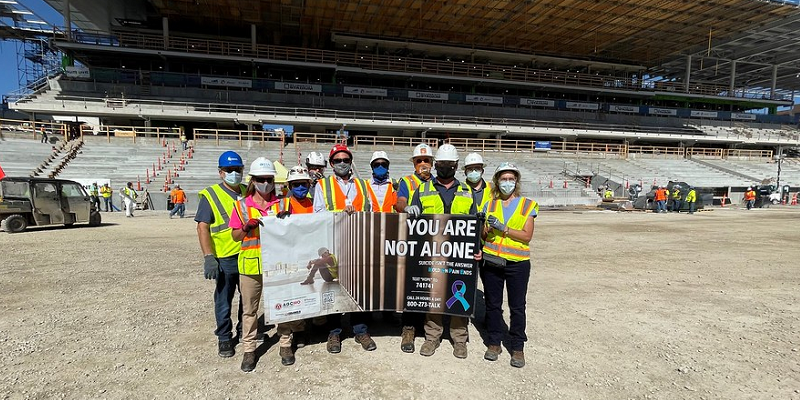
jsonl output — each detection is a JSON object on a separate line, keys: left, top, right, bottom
{"left": 487, "top": 215, "right": 506, "bottom": 232}
{"left": 404, "top": 205, "right": 421, "bottom": 217}
{"left": 276, "top": 211, "right": 291, "bottom": 219}
{"left": 311, "top": 171, "right": 324, "bottom": 184}
{"left": 242, "top": 218, "right": 263, "bottom": 233}
{"left": 203, "top": 255, "right": 219, "bottom": 280}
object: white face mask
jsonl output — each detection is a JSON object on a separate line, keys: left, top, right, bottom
{"left": 466, "top": 170, "right": 482, "bottom": 183}
{"left": 255, "top": 182, "right": 274, "bottom": 194}
{"left": 223, "top": 171, "right": 242, "bottom": 186}
{"left": 499, "top": 181, "right": 516, "bottom": 195}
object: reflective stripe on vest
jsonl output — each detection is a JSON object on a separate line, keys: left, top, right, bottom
{"left": 367, "top": 181, "right": 396, "bottom": 213}
{"left": 199, "top": 183, "right": 245, "bottom": 258}
{"left": 319, "top": 176, "right": 370, "bottom": 212}
{"left": 416, "top": 181, "right": 474, "bottom": 215}
{"left": 234, "top": 198, "right": 280, "bottom": 275}
{"left": 401, "top": 174, "right": 423, "bottom": 197}
{"left": 483, "top": 197, "right": 538, "bottom": 262}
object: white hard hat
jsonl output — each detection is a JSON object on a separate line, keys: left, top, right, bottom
{"left": 248, "top": 157, "right": 277, "bottom": 176}
{"left": 435, "top": 144, "right": 459, "bottom": 162}
{"left": 286, "top": 165, "right": 311, "bottom": 182}
{"left": 747, "top": 187, "right": 752, "bottom": 190}
{"left": 370, "top": 151, "right": 390, "bottom": 165}
{"left": 411, "top": 143, "right": 433, "bottom": 160}
{"left": 494, "top": 162, "right": 520, "bottom": 179}
{"left": 305, "top": 151, "right": 327, "bottom": 167}
{"left": 464, "top": 152, "right": 484, "bottom": 168}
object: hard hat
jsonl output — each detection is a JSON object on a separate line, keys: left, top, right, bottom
{"left": 328, "top": 144, "right": 352, "bottom": 162}
{"left": 248, "top": 157, "right": 277, "bottom": 176}
{"left": 747, "top": 187, "right": 752, "bottom": 190}
{"left": 435, "top": 144, "right": 459, "bottom": 162}
{"left": 370, "top": 151, "right": 390, "bottom": 165}
{"left": 218, "top": 151, "right": 244, "bottom": 168}
{"left": 286, "top": 165, "right": 312, "bottom": 182}
{"left": 305, "top": 151, "right": 327, "bottom": 167}
{"left": 411, "top": 143, "right": 433, "bottom": 160}
{"left": 318, "top": 247, "right": 330, "bottom": 256}
{"left": 494, "top": 162, "right": 520, "bottom": 179}
{"left": 464, "top": 152, "right": 484, "bottom": 168}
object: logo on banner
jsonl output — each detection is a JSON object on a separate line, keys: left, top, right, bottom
{"left": 445, "top": 280, "right": 470, "bottom": 311}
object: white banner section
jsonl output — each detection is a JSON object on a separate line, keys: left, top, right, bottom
{"left": 731, "top": 112, "right": 756, "bottom": 121}
{"left": 609, "top": 105, "right": 640, "bottom": 113}
{"left": 690, "top": 110, "right": 718, "bottom": 118}
{"left": 274, "top": 82, "right": 322, "bottom": 92}
{"left": 344, "top": 86, "right": 387, "bottom": 97}
{"left": 408, "top": 91, "right": 449, "bottom": 101}
{"left": 466, "top": 95, "right": 503, "bottom": 104}
{"left": 200, "top": 77, "right": 252, "bottom": 88}
{"left": 520, "top": 98, "right": 555, "bottom": 107}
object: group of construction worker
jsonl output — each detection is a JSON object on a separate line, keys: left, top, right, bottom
{"left": 195, "top": 142, "right": 538, "bottom": 373}
{"left": 653, "top": 184, "right": 697, "bottom": 214}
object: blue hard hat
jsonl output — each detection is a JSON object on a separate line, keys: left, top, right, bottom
{"left": 218, "top": 151, "right": 244, "bottom": 168}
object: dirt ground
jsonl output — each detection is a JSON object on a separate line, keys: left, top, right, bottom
{"left": 1, "top": 206, "right": 799, "bottom": 400}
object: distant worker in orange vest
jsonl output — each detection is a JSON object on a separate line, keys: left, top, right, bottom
{"left": 654, "top": 186, "right": 668, "bottom": 213}
{"left": 395, "top": 143, "right": 434, "bottom": 212}
{"left": 169, "top": 184, "right": 187, "bottom": 218}
{"left": 744, "top": 187, "right": 756, "bottom": 210}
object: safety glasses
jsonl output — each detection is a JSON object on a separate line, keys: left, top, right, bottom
{"left": 414, "top": 158, "right": 432, "bottom": 164}
{"left": 251, "top": 176, "right": 274, "bottom": 183}
{"left": 371, "top": 162, "right": 390, "bottom": 169}
{"left": 220, "top": 167, "right": 243, "bottom": 173}
{"left": 331, "top": 158, "right": 351, "bottom": 165}
{"left": 289, "top": 182, "right": 308, "bottom": 188}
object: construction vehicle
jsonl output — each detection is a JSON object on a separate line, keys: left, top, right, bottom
{"left": 633, "top": 181, "right": 710, "bottom": 211}
{"left": 0, "top": 177, "right": 101, "bottom": 233}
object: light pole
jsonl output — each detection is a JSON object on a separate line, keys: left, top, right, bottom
{"left": 775, "top": 148, "right": 785, "bottom": 202}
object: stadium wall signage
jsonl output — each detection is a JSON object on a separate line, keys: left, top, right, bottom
{"left": 343, "top": 86, "right": 388, "bottom": 97}
{"left": 466, "top": 94, "right": 503, "bottom": 104}
{"left": 690, "top": 110, "right": 719, "bottom": 118}
{"left": 565, "top": 101, "right": 600, "bottom": 110}
{"left": 609, "top": 105, "right": 640, "bottom": 113}
{"left": 520, "top": 98, "right": 556, "bottom": 107}
{"left": 648, "top": 107, "right": 678, "bottom": 116}
{"left": 200, "top": 76, "right": 252, "bottom": 88}
{"left": 731, "top": 113, "right": 756, "bottom": 121}
{"left": 408, "top": 90, "right": 450, "bottom": 101}
{"left": 274, "top": 82, "right": 322, "bottom": 92}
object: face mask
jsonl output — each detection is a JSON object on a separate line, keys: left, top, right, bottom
{"left": 466, "top": 170, "right": 482, "bottom": 183}
{"left": 499, "top": 181, "right": 516, "bottom": 195}
{"left": 372, "top": 165, "right": 389, "bottom": 181}
{"left": 333, "top": 163, "right": 351, "bottom": 177}
{"left": 291, "top": 185, "right": 309, "bottom": 198}
{"left": 255, "top": 182, "right": 273, "bottom": 194}
{"left": 223, "top": 171, "right": 242, "bottom": 186}
{"left": 435, "top": 165, "right": 456, "bottom": 180}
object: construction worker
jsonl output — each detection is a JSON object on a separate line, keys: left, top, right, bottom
{"left": 301, "top": 247, "right": 338, "bottom": 284}
{"left": 654, "top": 186, "right": 668, "bottom": 213}
{"left": 99, "top": 183, "right": 113, "bottom": 212}
{"left": 180, "top": 132, "right": 189, "bottom": 151}
{"left": 119, "top": 182, "right": 138, "bottom": 217}
{"left": 305, "top": 151, "right": 327, "bottom": 199}
{"left": 195, "top": 151, "right": 246, "bottom": 360}
{"left": 685, "top": 186, "right": 697, "bottom": 214}
{"left": 312, "top": 144, "right": 376, "bottom": 354}
{"left": 604, "top": 188, "right": 614, "bottom": 200}
{"left": 463, "top": 152, "right": 493, "bottom": 211}
{"left": 480, "top": 162, "right": 538, "bottom": 368}
{"left": 671, "top": 185, "right": 683, "bottom": 212}
{"left": 406, "top": 143, "right": 477, "bottom": 359}
{"left": 229, "top": 157, "right": 284, "bottom": 372}
{"left": 89, "top": 182, "right": 101, "bottom": 210}
{"left": 744, "top": 187, "right": 756, "bottom": 210}
{"left": 395, "top": 143, "right": 434, "bottom": 212}
{"left": 169, "top": 184, "right": 187, "bottom": 218}
{"left": 365, "top": 151, "right": 397, "bottom": 213}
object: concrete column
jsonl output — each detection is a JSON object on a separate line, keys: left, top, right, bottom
{"left": 684, "top": 55, "right": 691, "bottom": 93}
{"left": 64, "top": 0, "right": 71, "bottom": 41}
{"left": 251, "top": 24, "right": 257, "bottom": 51}
{"left": 729, "top": 60, "right": 736, "bottom": 97}
{"left": 770, "top": 65, "right": 778, "bottom": 100}
{"left": 162, "top": 17, "right": 169, "bottom": 50}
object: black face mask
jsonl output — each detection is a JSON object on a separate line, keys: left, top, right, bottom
{"left": 435, "top": 165, "right": 456, "bottom": 179}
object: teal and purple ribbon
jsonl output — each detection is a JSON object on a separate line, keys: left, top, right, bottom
{"left": 445, "top": 280, "right": 470, "bottom": 311}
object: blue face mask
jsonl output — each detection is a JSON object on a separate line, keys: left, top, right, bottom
{"left": 291, "top": 184, "right": 309, "bottom": 199}
{"left": 372, "top": 165, "right": 389, "bottom": 181}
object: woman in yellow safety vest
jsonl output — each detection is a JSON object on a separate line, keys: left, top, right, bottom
{"left": 480, "top": 162, "right": 538, "bottom": 369}
{"left": 229, "top": 157, "right": 287, "bottom": 372}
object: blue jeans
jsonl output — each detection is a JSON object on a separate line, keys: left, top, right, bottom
{"left": 103, "top": 197, "right": 112, "bottom": 212}
{"left": 688, "top": 201, "right": 695, "bottom": 214}
{"left": 326, "top": 312, "right": 369, "bottom": 336}
{"left": 656, "top": 200, "right": 666, "bottom": 212}
{"left": 169, "top": 203, "right": 185, "bottom": 217}
{"left": 480, "top": 259, "right": 531, "bottom": 351}
{"left": 215, "top": 255, "right": 243, "bottom": 342}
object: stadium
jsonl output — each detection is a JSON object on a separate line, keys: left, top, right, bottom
{"left": 1, "top": 1, "right": 800, "bottom": 398}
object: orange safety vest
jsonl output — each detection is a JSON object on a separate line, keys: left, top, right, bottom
{"left": 744, "top": 190, "right": 756, "bottom": 201}
{"left": 317, "top": 175, "right": 370, "bottom": 212}
{"left": 366, "top": 181, "right": 397, "bottom": 213}
{"left": 655, "top": 189, "right": 667, "bottom": 201}
{"left": 232, "top": 197, "right": 280, "bottom": 275}
{"left": 279, "top": 196, "right": 314, "bottom": 214}
{"left": 400, "top": 174, "right": 424, "bottom": 195}
{"left": 171, "top": 189, "right": 186, "bottom": 204}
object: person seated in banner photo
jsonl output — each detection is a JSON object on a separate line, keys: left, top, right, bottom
{"left": 301, "top": 247, "right": 338, "bottom": 285}
{"left": 480, "top": 162, "right": 538, "bottom": 369}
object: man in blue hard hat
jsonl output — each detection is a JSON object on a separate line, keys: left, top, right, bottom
{"left": 195, "top": 151, "right": 248, "bottom": 358}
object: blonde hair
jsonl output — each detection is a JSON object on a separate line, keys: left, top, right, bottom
{"left": 490, "top": 170, "right": 521, "bottom": 199}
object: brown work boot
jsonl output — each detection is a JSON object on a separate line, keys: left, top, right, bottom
{"left": 419, "top": 340, "right": 439, "bottom": 357}
{"left": 354, "top": 333, "right": 377, "bottom": 351}
{"left": 510, "top": 350, "right": 525, "bottom": 368}
{"left": 279, "top": 347, "right": 295, "bottom": 366}
{"left": 453, "top": 342, "right": 468, "bottom": 359}
{"left": 484, "top": 345, "right": 502, "bottom": 361}
{"left": 300, "top": 277, "right": 314, "bottom": 285}
{"left": 241, "top": 352, "right": 257, "bottom": 372}
{"left": 400, "top": 326, "right": 415, "bottom": 353}
{"left": 326, "top": 333, "right": 341, "bottom": 354}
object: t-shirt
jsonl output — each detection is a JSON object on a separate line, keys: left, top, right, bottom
{"left": 228, "top": 195, "right": 280, "bottom": 230}
{"left": 194, "top": 184, "right": 242, "bottom": 224}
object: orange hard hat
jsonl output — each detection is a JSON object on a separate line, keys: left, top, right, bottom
{"left": 329, "top": 144, "right": 352, "bottom": 162}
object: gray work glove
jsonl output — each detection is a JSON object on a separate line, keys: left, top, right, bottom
{"left": 487, "top": 215, "right": 506, "bottom": 232}
{"left": 404, "top": 205, "right": 421, "bottom": 217}
{"left": 203, "top": 254, "right": 219, "bottom": 280}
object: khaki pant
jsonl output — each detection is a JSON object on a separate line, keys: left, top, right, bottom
{"left": 424, "top": 314, "right": 468, "bottom": 344}
{"left": 277, "top": 320, "right": 305, "bottom": 348}
{"left": 240, "top": 274, "right": 263, "bottom": 353}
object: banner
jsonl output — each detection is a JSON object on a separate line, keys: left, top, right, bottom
{"left": 200, "top": 76, "right": 252, "bottom": 88}
{"left": 520, "top": 98, "right": 555, "bottom": 107}
{"left": 274, "top": 82, "right": 322, "bottom": 92}
{"left": 466, "top": 95, "right": 503, "bottom": 104}
{"left": 260, "top": 213, "right": 480, "bottom": 324}
{"left": 534, "top": 141, "right": 552, "bottom": 151}
{"left": 565, "top": 101, "right": 599, "bottom": 110}
{"left": 690, "top": 110, "right": 718, "bottom": 118}
{"left": 648, "top": 107, "right": 677, "bottom": 116}
{"left": 731, "top": 112, "right": 756, "bottom": 121}
{"left": 609, "top": 105, "right": 640, "bottom": 113}
{"left": 65, "top": 66, "right": 90, "bottom": 79}
{"left": 408, "top": 91, "right": 449, "bottom": 101}
{"left": 343, "top": 86, "right": 387, "bottom": 97}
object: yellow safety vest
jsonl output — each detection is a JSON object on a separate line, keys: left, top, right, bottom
{"left": 233, "top": 198, "right": 280, "bottom": 275}
{"left": 472, "top": 180, "right": 493, "bottom": 211}
{"left": 685, "top": 189, "right": 697, "bottom": 203}
{"left": 414, "top": 180, "right": 474, "bottom": 215}
{"left": 483, "top": 197, "right": 538, "bottom": 262}
{"left": 327, "top": 254, "right": 339, "bottom": 280}
{"left": 99, "top": 186, "right": 112, "bottom": 198}
{"left": 399, "top": 174, "right": 426, "bottom": 198}
{"left": 198, "top": 183, "right": 246, "bottom": 258}
{"left": 672, "top": 189, "right": 681, "bottom": 199}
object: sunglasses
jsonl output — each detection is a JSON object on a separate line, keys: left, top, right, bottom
{"left": 307, "top": 164, "right": 325, "bottom": 170}
{"left": 220, "top": 167, "right": 243, "bottom": 173}
{"left": 331, "top": 158, "right": 351, "bottom": 165}
{"left": 372, "top": 162, "right": 390, "bottom": 169}
{"left": 290, "top": 182, "right": 308, "bottom": 188}
{"left": 414, "top": 158, "right": 432, "bottom": 164}
{"left": 251, "top": 176, "right": 274, "bottom": 183}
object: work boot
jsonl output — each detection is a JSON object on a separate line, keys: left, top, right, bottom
{"left": 300, "top": 277, "right": 314, "bottom": 285}
{"left": 419, "top": 340, "right": 439, "bottom": 357}
{"left": 218, "top": 340, "right": 235, "bottom": 358}
{"left": 484, "top": 345, "right": 502, "bottom": 361}
{"left": 354, "top": 333, "right": 377, "bottom": 351}
{"left": 510, "top": 350, "right": 525, "bottom": 368}
{"left": 241, "top": 352, "right": 257, "bottom": 372}
{"left": 453, "top": 342, "right": 468, "bottom": 359}
{"left": 400, "top": 326, "right": 415, "bottom": 353}
{"left": 327, "top": 333, "right": 341, "bottom": 354}
{"left": 279, "top": 347, "right": 295, "bottom": 366}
